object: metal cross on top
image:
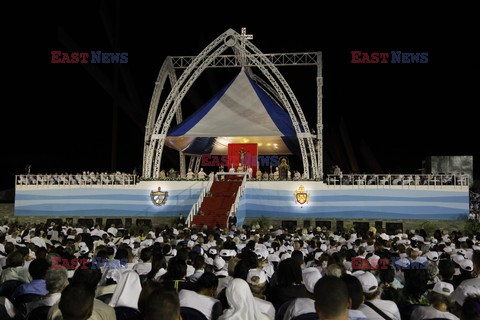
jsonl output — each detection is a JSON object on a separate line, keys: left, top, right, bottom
{"left": 239, "top": 27, "right": 253, "bottom": 66}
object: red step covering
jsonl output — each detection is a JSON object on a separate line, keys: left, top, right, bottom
{"left": 192, "top": 180, "right": 242, "bottom": 229}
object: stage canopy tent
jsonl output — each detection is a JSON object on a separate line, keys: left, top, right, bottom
{"left": 166, "top": 70, "right": 300, "bottom": 155}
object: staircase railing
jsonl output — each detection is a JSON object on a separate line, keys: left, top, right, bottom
{"left": 228, "top": 173, "right": 248, "bottom": 227}
{"left": 187, "top": 174, "right": 214, "bottom": 227}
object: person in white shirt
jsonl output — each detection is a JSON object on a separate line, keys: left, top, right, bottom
{"left": 133, "top": 247, "right": 153, "bottom": 276}
{"left": 107, "top": 224, "right": 118, "bottom": 237}
{"left": 197, "top": 168, "right": 207, "bottom": 179}
{"left": 179, "top": 272, "right": 222, "bottom": 320}
{"left": 411, "top": 281, "right": 459, "bottom": 320}
{"left": 90, "top": 225, "right": 107, "bottom": 238}
{"left": 354, "top": 271, "right": 401, "bottom": 320}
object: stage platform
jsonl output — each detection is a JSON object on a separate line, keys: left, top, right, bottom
{"left": 12, "top": 177, "right": 469, "bottom": 230}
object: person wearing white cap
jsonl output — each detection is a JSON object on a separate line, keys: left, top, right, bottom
{"left": 410, "top": 281, "right": 458, "bottom": 320}
{"left": 453, "top": 259, "right": 474, "bottom": 287}
{"left": 246, "top": 269, "right": 275, "bottom": 320}
{"left": 218, "top": 278, "right": 269, "bottom": 320}
{"left": 354, "top": 271, "right": 401, "bottom": 320}
{"left": 213, "top": 256, "right": 228, "bottom": 278}
{"left": 452, "top": 251, "right": 480, "bottom": 306}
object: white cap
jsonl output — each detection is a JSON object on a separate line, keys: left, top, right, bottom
{"left": 254, "top": 247, "right": 269, "bottom": 261}
{"left": 379, "top": 233, "right": 389, "bottom": 241}
{"left": 320, "top": 244, "right": 328, "bottom": 252}
{"left": 214, "top": 256, "right": 225, "bottom": 270}
{"left": 246, "top": 269, "right": 268, "bottom": 286}
{"left": 452, "top": 254, "right": 465, "bottom": 265}
{"left": 353, "top": 271, "right": 378, "bottom": 293}
{"left": 458, "top": 237, "right": 468, "bottom": 242}
{"left": 220, "top": 249, "right": 236, "bottom": 258}
{"left": 425, "top": 251, "right": 439, "bottom": 262}
{"left": 395, "top": 258, "right": 411, "bottom": 269}
{"left": 240, "top": 234, "right": 247, "bottom": 241}
{"left": 452, "top": 285, "right": 480, "bottom": 306}
{"left": 314, "top": 251, "right": 323, "bottom": 261}
{"left": 459, "top": 259, "right": 473, "bottom": 272}
{"left": 281, "top": 253, "right": 291, "bottom": 260}
{"left": 302, "top": 267, "right": 322, "bottom": 294}
{"left": 432, "top": 281, "right": 454, "bottom": 296}
{"left": 208, "top": 248, "right": 218, "bottom": 255}
{"left": 443, "top": 246, "right": 453, "bottom": 253}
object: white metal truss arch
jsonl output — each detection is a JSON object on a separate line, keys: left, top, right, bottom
{"left": 143, "top": 57, "right": 184, "bottom": 177}
{"left": 143, "top": 29, "right": 319, "bottom": 179}
{"left": 242, "top": 41, "right": 319, "bottom": 179}
{"left": 145, "top": 30, "right": 234, "bottom": 178}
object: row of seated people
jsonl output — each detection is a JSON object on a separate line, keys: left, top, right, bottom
{"left": 328, "top": 174, "right": 468, "bottom": 186}
{"left": 17, "top": 172, "right": 137, "bottom": 186}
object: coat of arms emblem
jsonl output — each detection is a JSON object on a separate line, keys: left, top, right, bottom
{"left": 150, "top": 187, "right": 168, "bottom": 206}
{"left": 294, "top": 185, "right": 310, "bottom": 205}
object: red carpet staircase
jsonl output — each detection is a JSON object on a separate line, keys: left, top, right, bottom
{"left": 192, "top": 180, "right": 242, "bottom": 229}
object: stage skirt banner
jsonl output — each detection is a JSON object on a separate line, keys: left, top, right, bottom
{"left": 227, "top": 143, "right": 258, "bottom": 176}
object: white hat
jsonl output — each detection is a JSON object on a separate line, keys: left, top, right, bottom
{"left": 220, "top": 249, "right": 236, "bottom": 258}
{"left": 459, "top": 259, "right": 473, "bottom": 272}
{"left": 254, "top": 247, "right": 269, "bottom": 261}
{"left": 155, "top": 236, "right": 164, "bottom": 243}
{"left": 208, "top": 248, "right": 218, "bottom": 255}
{"left": 320, "top": 244, "right": 328, "bottom": 252}
{"left": 302, "top": 267, "right": 322, "bottom": 294}
{"left": 456, "top": 249, "right": 467, "bottom": 256}
{"left": 458, "top": 237, "right": 468, "bottom": 242}
{"left": 443, "top": 246, "right": 453, "bottom": 253}
{"left": 240, "top": 234, "right": 247, "bottom": 241}
{"left": 246, "top": 269, "right": 268, "bottom": 286}
{"left": 214, "top": 256, "right": 225, "bottom": 270}
{"left": 353, "top": 271, "right": 378, "bottom": 293}
{"left": 191, "top": 234, "right": 198, "bottom": 241}
{"left": 368, "top": 254, "right": 380, "bottom": 268}
{"left": 425, "top": 251, "right": 439, "bottom": 262}
{"left": 281, "top": 253, "right": 291, "bottom": 261}
{"left": 80, "top": 246, "right": 89, "bottom": 254}
{"left": 314, "top": 251, "right": 323, "bottom": 261}
{"left": 452, "top": 285, "right": 480, "bottom": 306}
{"left": 379, "top": 233, "right": 389, "bottom": 241}
{"left": 268, "top": 254, "right": 280, "bottom": 263}
{"left": 452, "top": 254, "right": 465, "bottom": 265}
{"left": 433, "top": 281, "right": 454, "bottom": 296}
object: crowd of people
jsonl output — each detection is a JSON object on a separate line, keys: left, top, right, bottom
{"left": 2, "top": 221, "right": 480, "bottom": 319}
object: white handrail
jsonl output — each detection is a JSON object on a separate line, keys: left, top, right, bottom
{"left": 187, "top": 174, "right": 215, "bottom": 227}
{"left": 326, "top": 173, "right": 469, "bottom": 189}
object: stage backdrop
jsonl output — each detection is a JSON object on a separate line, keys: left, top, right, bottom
{"left": 228, "top": 143, "right": 258, "bottom": 176}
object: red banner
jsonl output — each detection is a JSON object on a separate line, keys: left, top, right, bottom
{"left": 227, "top": 143, "right": 258, "bottom": 177}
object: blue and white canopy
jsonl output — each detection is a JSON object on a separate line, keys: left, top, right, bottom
{"left": 166, "top": 70, "right": 299, "bottom": 155}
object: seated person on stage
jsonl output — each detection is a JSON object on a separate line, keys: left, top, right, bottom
{"left": 197, "top": 168, "right": 207, "bottom": 179}
{"left": 263, "top": 172, "right": 269, "bottom": 180}
{"left": 273, "top": 167, "right": 279, "bottom": 180}
{"left": 256, "top": 169, "right": 262, "bottom": 180}
{"left": 159, "top": 170, "right": 166, "bottom": 179}
{"left": 229, "top": 166, "right": 235, "bottom": 173}
{"left": 186, "top": 168, "right": 194, "bottom": 180}
{"left": 237, "top": 163, "right": 244, "bottom": 173}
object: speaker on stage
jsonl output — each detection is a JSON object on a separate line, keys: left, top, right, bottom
{"left": 303, "top": 220, "right": 311, "bottom": 228}
{"left": 281, "top": 220, "right": 297, "bottom": 230}
{"left": 125, "top": 218, "right": 132, "bottom": 229}
{"left": 336, "top": 221, "right": 344, "bottom": 232}
{"left": 375, "top": 221, "right": 383, "bottom": 231}
{"left": 354, "top": 222, "right": 369, "bottom": 234}
{"left": 46, "top": 218, "right": 63, "bottom": 227}
{"left": 386, "top": 222, "right": 403, "bottom": 234}
{"left": 95, "top": 218, "right": 103, "bottom": 227}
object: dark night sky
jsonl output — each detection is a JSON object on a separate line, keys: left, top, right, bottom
{"left": 1, "top": 4, "right": 479, "bottom": 191}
